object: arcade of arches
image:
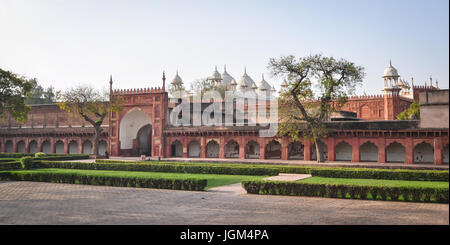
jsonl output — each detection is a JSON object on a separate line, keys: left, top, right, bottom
{"left": 163, "top": 134, "right": 449, "bottom": 165}
{"left": 0, "top": 138, "right": 108, "bottom": 155}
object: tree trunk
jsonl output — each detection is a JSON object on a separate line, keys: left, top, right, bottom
{"left": 314, "top": 138, "right": 324, "bottom": 163}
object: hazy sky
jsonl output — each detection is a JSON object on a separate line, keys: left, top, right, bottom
{"left": 1, "top": 0, "right": 448, "bottom": 94}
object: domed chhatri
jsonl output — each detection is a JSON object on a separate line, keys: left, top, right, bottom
{"left": 208, "top": 66, "right": 222, "bottom": 84}
{"left": 383, "top": 60, "right": 399, "bottom": 78}
{"left": 221, "top": 65, "right": 235, "bottom": 88}
{"left": 238, "top": 67, "right": 257, "bottom": 92}
{"left": 258, "top": 74, "right": 272, "bottom": 91}
{"left": 171, "top": 70, "right": 183, "bottom": 85}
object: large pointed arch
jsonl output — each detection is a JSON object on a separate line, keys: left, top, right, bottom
{"left": 119, "top": 108, "right": 152, "bottom": 150}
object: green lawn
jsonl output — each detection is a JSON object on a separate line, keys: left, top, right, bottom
{"left": 298, "top": 177, "right": 449, "bottom": 188}
{"left": 4, "top": 168, "right": 267, "bottom": 190}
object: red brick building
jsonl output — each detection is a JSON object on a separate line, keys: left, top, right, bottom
{"left": 1, "top": 62, "right": 448, "bottom": 165}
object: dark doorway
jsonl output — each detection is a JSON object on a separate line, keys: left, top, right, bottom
{"left": 137, "top": 124, "right": 152, "bottom": 156}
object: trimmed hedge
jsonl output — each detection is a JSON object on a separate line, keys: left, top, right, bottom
{"left": 0, "top": 171, "right": 207, "bottom": 191}
{"left": 20, "top": 157, "right": 34, "bottom": 169}
{"left": 95, "top": 159, "right": 448, "bottom": 181}
{"left": 0, "top": 153, "right": 90, "bottom": 160}
{"left": 0, "top": 153, "right": 35, "bottom": 158}
{"left": 96, "top": 159, "right": 310, "bottom": 174}
{"left": 0, "top": 162, "right": 22, "bottom": 170}
{"left": 310, "top": 168, "right": 449, "bottom": 182}
{"left": 38, "top": 161, "right": 279, "bottom": 176}
{"left": 33, "top": 155, "right": 90, "bottom": 161}
{"left": 242, "top": 180, "right": 449, "bottom": 203}
{"left": 0, "top": 158, "right": 19, "bottom": 163}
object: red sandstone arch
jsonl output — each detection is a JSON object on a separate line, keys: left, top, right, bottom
{"left": 206, "top": 140, "right": 220, "bottom": 158}
{"left": 360, "top": 141, "right": 378, "bottom": 162}
{"left": 413, "top": 142, "right": 434, "bottom": 164}
{"left": 413, "top": 139, "right": 434, "bottom": 148}
{"left": 188, "top": 140, "right": 201, "bottom": 158}
{"left": 68, "top": 140, "right": 78, "bottom": 154}
{"left": 335, "top": 141, "right": 352, "bottom": 161}
{"left": 16, "top": 140, "right": 26, "bottom": 153}
{"left": 288, "top": 141, "right": 304, "bottom": 160}
{"left": 245, "top": 140, "right": 260, "bottom": 159}
{"left": 225, "top": 140, "right": 239, "bottom": 158}
{"left": 82, "top": 140, "right": 93, "bottom": 154}
{"left": 170, "top": 140, "right": 183, "bottom": 157}
{"left": 98, "top": 140, "right": 108, "bottom": 156}
{"left": 444, "top": 144, "right": 449, "bottom": 164}
{"left": 41, "top": 140, "right": 51, "bottom": 153}
{"left": 54, "top": 140, "right": 65, "bottom": 154}
{"left": 386, "top": 142, "right": 405, "bottom": 163}
{"left": 265, "top": 140, "right": 281, "bottom": 159}
{"left": 5, "top": 140, "right": 13, "bottom": 153}
{"left": 29, "top": 140, "right": 38, "bottom": 154}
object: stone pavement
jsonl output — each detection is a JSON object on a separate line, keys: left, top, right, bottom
{"left": 0, "top": 181, "right": 448, "bottom": 225}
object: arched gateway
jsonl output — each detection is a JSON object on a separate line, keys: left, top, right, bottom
{"left": 118, "top": 108, "right": 153, "bottom": 156}
{"left": 108, "top": 84, "right": 167, "bottom": 157}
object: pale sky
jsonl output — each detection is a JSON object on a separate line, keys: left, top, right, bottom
{"left": 0, "top": 0, "right": 448, "bottom": 95}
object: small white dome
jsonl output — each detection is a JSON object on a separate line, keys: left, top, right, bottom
{"left": 383, "top": 60, "right": 399, "bottom": 78}
{"left": 221, "top": 65, "right": 235, "bottom": 87}
{"left": 280, "top": 79, "right": 288, "bottom": 88}
{"left": 208, "top": 66, "right": 222, "bottom": 81}
{"left": 238, "top": 68, "right": 257, "bottom": 92}
{"left": 171, "top": 71, "right": 183, "bottom": 85}
{"left": 258, "top": 74, "right": 272, "bottom": 91}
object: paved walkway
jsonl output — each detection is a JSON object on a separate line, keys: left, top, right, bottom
{"left": 0, "top": 181, "right": 447, "bottom": 225}
{"left": 208, "top": 174, "right": 311, "bottom": 195}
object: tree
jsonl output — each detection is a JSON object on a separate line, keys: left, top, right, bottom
{"left": 269, "top": 54, "right": 364, "bottom": 162}
{"left": 25, "top": 78, "right": 56, "bottom": 105}
{"left": 396, "top": 101, "right": 420, "bottom": 120}
{"left": 190, "top": 78, "right": 226, "bottom": 98}
{"left": 57, "top": 85, "right": 122, "bottom": 156}
{"left": 0, "top": 68, "right": 33, "bottom": 123}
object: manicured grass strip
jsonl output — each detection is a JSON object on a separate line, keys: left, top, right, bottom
{"left": 42, "top": 160, "right": 278, "bottom": 176}
{"left": 242, "top": 179, "right": 449, "bottom": 203}
{"left": 0, "top": 168, "right": 266, "bottom": 190}
{"left": 309, "top": 168, "right": 449, "bottom": 182}
{"left": 95, "top": 159, "right": 449, "bottom": 181}
{"left": 0, "top": 168, "right": 207, "bottom": 191}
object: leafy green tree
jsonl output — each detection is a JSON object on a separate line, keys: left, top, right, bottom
{"left": 396, "top": 101, "right": 420, "bottom": 120}
{"left": 25, "top": 78, "right": 56, "bottom": 105}
{"left": 57, "top": 85, "right": 122, "bottom": 156}
{"left": 0, "top": 68, "right": 33, "bottom": 123}
{"left": 269, "top": 54, "right": 365, "bottom": 162}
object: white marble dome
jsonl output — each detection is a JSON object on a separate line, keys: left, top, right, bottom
{"left": 208, "top": 66, "right": 222, "bottom": 81}
{"left": 221, "top": 65, "right": 235, "bottom": 87}
{"left": 171, "top": 71, "right": 183, "bottom": 85}
{"left": 383, "top": 60, "right": 399, "bottom": 78}
{"left": 238, "top": 68, "right": 257, "bottom": 92}
{"left": 258, "top": 74, "right": 272, "bottom": 91}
